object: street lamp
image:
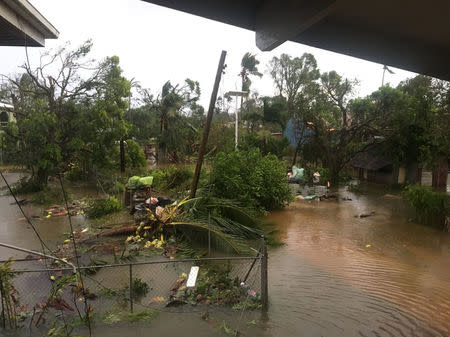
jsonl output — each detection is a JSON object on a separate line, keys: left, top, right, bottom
{"left": 225, "top": 91, "right": 248, "bottom": 149}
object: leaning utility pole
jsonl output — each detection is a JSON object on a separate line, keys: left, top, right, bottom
{"left": 189, "top": 51, "right": 227, "bottom": 199}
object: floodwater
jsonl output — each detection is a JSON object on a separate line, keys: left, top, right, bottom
{"left": 1, "top": 172, "right": 450, "bottom": 336}
{"left": 0, "top": 172, "right": 89, "bottom": 259}
{"left": 266, "top": 187, "right": 450, "bottom": 337}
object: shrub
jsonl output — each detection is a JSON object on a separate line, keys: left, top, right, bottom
{"left": 12, "top": 177, "right": 44, "bottom": 194}
{"left": 149, "top": 165, "right": 193, "bottom": 190}
{"left": 86, "top": 196, "right": 122, "bottom": 218}
{"left": 240, "top": 131, "right": 290, "bottom": 159}
{"left": 210, "top": 149, "right": 292, "bottom": 212}
{"left": 125, "top": 139, "right": 147, "bottom": 169}
{"left": 403, "top": 184, "right": 449, "bottom": 229}
{"left": 130, "top": 277, "right": 149, "bottom": 300}
{"left": 31, "top": 187, "right": 71, "bottom": 205}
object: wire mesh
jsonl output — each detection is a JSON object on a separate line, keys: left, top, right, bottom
{"left": 2, "top": 256, "right": 264, "bottom": 335}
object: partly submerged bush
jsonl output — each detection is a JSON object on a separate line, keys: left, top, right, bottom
{"left": 403, "top": 184, "right": 449, "bottom": 229}
{"left": 149, "top": 165, "right": 193, "bottom": 190}
{"left": 31, "top": 187, "right": 71, "bottom": 205}
{"left": 210, "top": 149, "right": 292, "bottom": 213}
{"left": 12, "top": 177, "right": 44, "bottom": 194}
{"left": 86, "top": 196, "right": 122, "bottom": 218}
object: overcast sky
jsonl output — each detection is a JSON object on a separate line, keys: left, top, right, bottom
{"left": 1, "top": 0, "right": 417, "bottom": 107}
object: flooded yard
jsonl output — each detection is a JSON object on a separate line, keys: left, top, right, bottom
{"left": 1, "top": 173, "right": 449, "bottom": 336}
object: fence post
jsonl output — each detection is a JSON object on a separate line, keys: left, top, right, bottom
{"left": 208, "top": 212, "right": 211, "bottom": 256}
{"left": 129, "top": 264, "right": 133, "bottom": 313}
{"left": 260, "top": 236, "right": 268, "bottom": 312}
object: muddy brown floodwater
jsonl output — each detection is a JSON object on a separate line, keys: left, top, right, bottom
{"left": 1, "top": 171, "right": 449, "bottom": 336}
{"left": 266, "top": 187, "right": 450, "bottom": 337}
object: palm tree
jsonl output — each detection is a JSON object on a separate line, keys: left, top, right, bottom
{"left": 240, "top": 52, "right": 262, "bottom": 93}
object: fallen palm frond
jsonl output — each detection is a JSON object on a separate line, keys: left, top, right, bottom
{"left": 132, "top": 196, "right": 263, "bottom": 254}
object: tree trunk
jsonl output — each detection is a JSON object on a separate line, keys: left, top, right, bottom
{"left": 35, "top": 168, "right": 49, "bottom": 187}
{"left": 120, "top": 139, "right": 125, "bottom": 173}
{"left": 432, "top": 156, "right": 448, "bottom": 188}
{"left": 291, "top": 141, "right": 301, "bottom": 167}
{"left": 97, "top": 225, "right": 138, "bottom": 237}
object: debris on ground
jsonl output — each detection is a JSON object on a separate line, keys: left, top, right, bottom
{"left": 380, "top": 194, "right": 402, "bottom": 200}
{"left": 10, "top": 199, "right": 28, "bottom": 206}
{"left": 164, "top": 265, "right": 261, "bottom": 310}
{"left": 43, "top": 200, "right": 87, "bottom": 218}
{"left": 319, "top": 194, "right": 337, "bottom": 201}
{"left": 97, "top": 225, "right": 138, "bottom": 238}
{"left": 355, "top": 211, "right": 376, "bottom": 218}
{"left": 304, "top": 195, "right": 317, "bottom": 200}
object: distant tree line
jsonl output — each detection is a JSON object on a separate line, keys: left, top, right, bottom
{"left": 0, "top": 41, "right": 448, "bottom": 189}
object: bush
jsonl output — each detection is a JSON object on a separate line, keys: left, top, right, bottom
{"left": 12, "top": 177, "right": 44, "bottom": 194}
{"left": 210, "top": 149, "right": 292, "bottom": 213}
{"left": 403, "top": 184, "right": 449, "bottom": 228}
{"left": 125, "top": 139, "right": 147, "bottom": 169}
{"left": 31, "top": 187, "right": 71, "bottom": 205}
{"left": 64, "top": 167, "right": 87, "bottom": 182}
{"left": 149, "top": 165, "right": 193, "bottom": 190}
{"left": 130, "top": 277, "right": 150, "bottom": 300}
{"left": 86, "top": 196, "right": 122, "bottom": 218}
{"left": 240, "top": 132, "right": 290, "bottom": 159}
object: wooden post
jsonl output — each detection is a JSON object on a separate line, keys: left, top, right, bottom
{"left": 129, "top": 264, "right": 133, "bottom": 313}
{"left": 189, "top": 51, "right": 227, "bottom": 199}
{"left": 208, "top": 212, "right": 211, "bottom": 257}
{"left": 260, "top": 236, "right": 269, "bottom": 312}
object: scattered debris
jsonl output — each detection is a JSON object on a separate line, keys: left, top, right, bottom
{"left": 319, "top": 194, "right": 337, "bottom": 201}
{"left": 97, "top": 225, "right": 138, "bottom": 238}
{"left": 304, "top": 195, "right": 317, "bottom": 200}
{"left": 10, "top": 199, "right": 28, "bottom": 206}
{"left": 355, "top": 211, "right": 376, "bottom": 218}
{"left": 43, "top": 200, "right": 87, "bottom": 218}
{"left": 380, "top": 194, "right": 402, "bottom": 200}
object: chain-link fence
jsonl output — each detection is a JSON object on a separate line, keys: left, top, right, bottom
{"left": 1, "top": 245, "right": 267, "bottom": 336}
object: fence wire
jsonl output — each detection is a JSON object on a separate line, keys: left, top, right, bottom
{"left": 1, "top": 255, "right": 264, "bottom": 336}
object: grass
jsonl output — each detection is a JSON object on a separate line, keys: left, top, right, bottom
{"left": 102, "top": 309, "right": 158, "bottom": 324}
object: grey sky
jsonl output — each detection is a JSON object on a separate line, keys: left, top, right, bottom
{"left": 1, "top": 0, "right": 417, "bottom": 107}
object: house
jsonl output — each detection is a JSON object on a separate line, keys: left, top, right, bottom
{"left": 349, "top": 147, "right": 410, "bottom": 185}
{"left": 0, "top": 0, "right": 58, "bottom": 46}
{"left": 0, "top": 101, "right": 14, "bottom": 127}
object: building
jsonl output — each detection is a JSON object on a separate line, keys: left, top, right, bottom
{"left": 0, "top": 102, "right": 14, "bottom": 127}
{"left": 349, "top": 146, "right": 423, "bottom": 185}
{"left": 0, "top": 0, "right": 58, "bottom": 46}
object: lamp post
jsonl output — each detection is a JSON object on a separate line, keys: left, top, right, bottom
{"left": 226, "top": 91, "right": 248, "bottom": 149}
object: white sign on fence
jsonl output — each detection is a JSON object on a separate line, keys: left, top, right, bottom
{"left": 186, "top": 266, "right": 199, "bottom": 288}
